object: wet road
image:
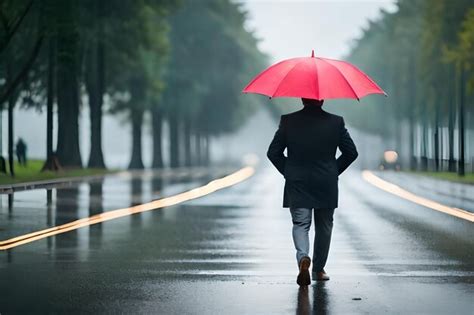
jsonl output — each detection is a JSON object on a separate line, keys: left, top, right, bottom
{"left": 0, "top": 166, "right": 473, "bottom": 314}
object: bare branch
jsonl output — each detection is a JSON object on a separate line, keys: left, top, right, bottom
{"left": 0, "top": 0, "right": 35, "bottom": 53}
{"left": 0, "top": 34, "right": 43, "bottom": 105}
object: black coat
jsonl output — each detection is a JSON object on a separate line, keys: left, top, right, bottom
{"left": 267, "top": 105, "right": 358, "bottom": 209}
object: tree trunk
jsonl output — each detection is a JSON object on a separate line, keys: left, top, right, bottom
{"left": 440, "top": 124, "right": 444, "bottom": 171}
{"left": 128, "top": 109, "right": 144, "bottom": 169}
{"left": 7, "top": 92, "right": 14, "bottom": 177}
{"left": 448, "top": 65, "right": 456, "bottom": 172}
{"left": 152, "top": 107, "right": 164, "bottom": 169}
{"left": 408, "top": 116, "right": 415, "bottom": 170}
{"left": 408, "top": 57, "right": 417, "bottom": 170}
{"left": 203, "top": 132, "right": 210, "bottom": 166}
{"left": 56, "top": 0, "right": 82, "bottom": 168}
{"left": 184, "top": 118, "right": 192, "bottom": 167}
{"left": 6, "top": 53, "right": 14, "bottom": 177}
{"left": 87, "top": 0, "right": 106, "bottom": 169}
{"left": 434, "top": 103, "right": 440, "bottom": 171}
{"left": 86, "top": 45, "right": 105, "bottom": 166}
{"left": 448, "top": 105, "right": 455, "bottom": 172}
{"left": 47, "top": 38, "right": 54, "bottom": 161}
{"left": 396, "top": 123, "right": 402, "bottom": 167}
{"left": 194, "top": 129, "right": 202, "bottom": 166}
{"left": 169, "top": 112, "right": 180, "bottom": 168}
{"left": 421, "top": 108, "right": 428, "bottom": 172}
{"left": 458, "top": 66, "right": 465, "bottom": 176}
{"left": 42, "top": 37, "right": 59, "bottom": 171}
{"left": 86, "top": 63, "right": 106, "bottom": 168}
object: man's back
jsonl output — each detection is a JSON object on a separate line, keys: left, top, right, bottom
{"left": 267, "top": 104, "right": 358, "bottom": 209}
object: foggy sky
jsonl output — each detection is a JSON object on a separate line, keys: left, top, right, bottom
{"left": 240, "top": 0, "right": 397, "bottom": 62}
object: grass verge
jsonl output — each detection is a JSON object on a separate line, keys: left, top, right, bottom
{"left": 408, "top": 171, "right": 474, "bottom": 185}
{"left": 0, "top": 159, "right": 118, "bottom": 186}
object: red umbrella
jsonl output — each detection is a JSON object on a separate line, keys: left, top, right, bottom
{"left": 243, "top": 50, "right": 386, "bottom": 101}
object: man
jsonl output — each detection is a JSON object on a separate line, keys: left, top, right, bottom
{"left": 16, "top": 138, "right": 27, "bottom": 166}
{"left": 267, "top": 98, "right": 358, "bottom": 286}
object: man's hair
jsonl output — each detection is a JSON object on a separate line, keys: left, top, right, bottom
{"left": 302, "top": 98, "right": 324, "bottom": 106}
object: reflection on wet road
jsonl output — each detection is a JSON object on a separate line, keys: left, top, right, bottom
{"left": 0, "top": 167, "right": 473, "bottom": 314}
{"left": 0, "top": 167, "right": 254, "bottom": 250}
{"left": 362, "top": 170, "right": 474, "bottom": 222}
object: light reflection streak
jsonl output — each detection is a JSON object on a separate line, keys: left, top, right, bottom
{"left": 362, "top": 170, "right": 473, "bottom": 223}
{"left": 0, "top": 166, "right": 255, "bottom": 250}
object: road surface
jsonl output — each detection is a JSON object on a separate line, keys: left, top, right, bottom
{"left": 0, "top": 166, "right": 473, "bottom": 314}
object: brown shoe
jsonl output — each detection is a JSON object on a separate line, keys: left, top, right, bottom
{"left": 296, "top": 256, "right": 311, "bottom": 286}
{"left": 312, "top": 269, "right": 330, "bottom": 281}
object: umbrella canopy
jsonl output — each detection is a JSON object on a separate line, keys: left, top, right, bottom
{"left": 242, "top": 50, "right": 386, "bottom": 101}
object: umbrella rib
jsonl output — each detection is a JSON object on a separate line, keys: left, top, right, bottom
{"left": 271, "top": 61, "right": 302, "bottom": 98}
{"left": 313, "top": 57, "right": 320, "bottom": 99}
{"left": 318, "top": 58, "right": 360, "bottom": 100}
{"left": 243, "top": 57, "right": 302, "bottom": 93}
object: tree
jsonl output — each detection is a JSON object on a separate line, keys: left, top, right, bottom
{"left": 55, "top": 0, "right": 82, "bottom": 168}
{"left": 0, "top": 0, "right": 44, "bottom": 176}
{"left": 107, "top": 1, "right": 170, "bottom": 170}
{"left": 84, "top": 0, "right": 106, "bottom": 169}
{"left": 336, "top": 0, "right": 474, "bottom": 173}
{"left": 162, "top": 0, "right": 268, "bottom": 167}
{"left": 444, "top": 8, "right": 474, "bottom": 175}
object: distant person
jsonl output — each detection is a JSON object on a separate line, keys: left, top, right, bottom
{"left": 16, "top": 138, "right": 27, "bottom": 166}
{"left": 267, "top": 98, "right": 358, "bottom": 286}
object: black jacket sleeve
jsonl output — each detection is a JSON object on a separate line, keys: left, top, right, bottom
{"left": 267, "top": 115, "right": 287, "bottom": 175}
{"left": 336, "top": 117, "right": 358, "bottom": 175}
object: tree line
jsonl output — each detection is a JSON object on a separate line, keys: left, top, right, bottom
{"left": 0, "top": 0, "right": 268, "bottom": 176}
{"left": 339, "top": 0, "right": 474, "bottom": 175}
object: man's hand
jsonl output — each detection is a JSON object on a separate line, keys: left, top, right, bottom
{"left": 336, "top": 117, "right": 358, "bottom": 175}
{"left": 267, "top": 115, "right": 288, "bottom": 175}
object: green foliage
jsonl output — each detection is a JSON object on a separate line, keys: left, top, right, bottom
{"left": 105, "top": 0, "right": 171, "bottom": 118}
{"left": 162, "top": 0, "right": 269, "bottom": 136}
{"left": 336, "top": 0, "right": 474, "bottom": 134}
{"left": 0, "top": 0, "right": 268, "bottom": 169}
{"left": 445, "top": 8, "right": 474, "bottom": 93}
{"left": 0, "top": 0, "right": 44, "bottom": 109}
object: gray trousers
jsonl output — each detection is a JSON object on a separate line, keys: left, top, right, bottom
{"left": 289, "top": 207, "right": 335, "bottom": 272}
